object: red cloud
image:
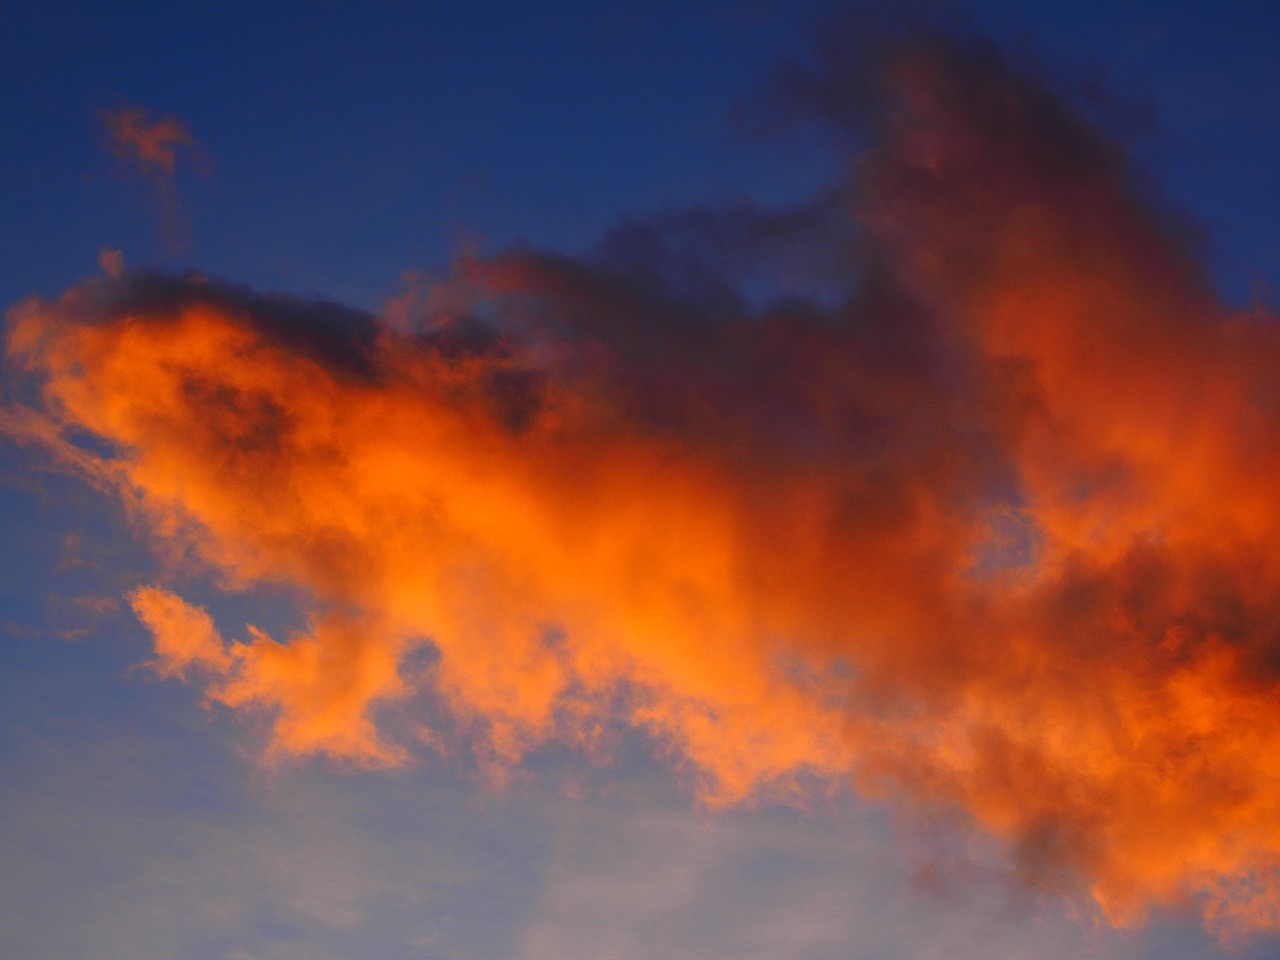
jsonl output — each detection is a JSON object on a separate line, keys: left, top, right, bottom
{"left": 97, "top": 104, "right": 204, "bottom": 249}
{"left": 100, "top": 104, "right": 195, "bottom": 177}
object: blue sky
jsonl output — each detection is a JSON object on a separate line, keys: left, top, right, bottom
{"left": 4, "top": 3, "right": 1280, "bottom": 959}
{"left": 5, "top": 1, "right": 1277, "bottom": 308}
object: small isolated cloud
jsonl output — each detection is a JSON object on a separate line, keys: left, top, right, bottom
{"left": 98, "top": 247, "right": 124, "bottom": 279}
{"left": 98, "top": 104, "right": 205, "bottom": 251}
{"left": 100, "top": 104, "right": 195, "bottom": 178}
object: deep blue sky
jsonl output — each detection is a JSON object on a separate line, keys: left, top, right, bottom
{"left": 3, "top": 1, "right": 1277, "bottom": 310}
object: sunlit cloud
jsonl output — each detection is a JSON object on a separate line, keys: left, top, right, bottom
{"left": 9, "top": 23, "right": 1280, "bottom": 942}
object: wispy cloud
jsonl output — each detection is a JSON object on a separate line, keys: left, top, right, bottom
{"left": 97, "top": 104, "right": 205, "bottom": 251}
{"left": 0, "top": 720, "right": 540, "bottom": 960}
{"left": 100, "top": 105, "right": 195, "bottom": 177}
{"left": 518, "top": 800, "right": 1154, "bottom": 960}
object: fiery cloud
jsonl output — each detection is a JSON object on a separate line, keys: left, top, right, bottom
{"left": 10, "top": 25, "right": 1280, "bottom": 940}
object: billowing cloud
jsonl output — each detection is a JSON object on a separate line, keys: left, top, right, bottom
{"left": 9, "top": 23, "right": 1280, "bottom": 941}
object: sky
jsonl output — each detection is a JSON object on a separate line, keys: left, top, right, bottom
{"left": 4, "top": 2, "right": 1280, "bottom": 959}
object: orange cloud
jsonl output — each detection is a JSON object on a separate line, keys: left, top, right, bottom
{"left": 130, "top": 586, "right": 231, "bottom": 680}
{"left": 10, "top": 26, "right": 1280, "bottom": 942}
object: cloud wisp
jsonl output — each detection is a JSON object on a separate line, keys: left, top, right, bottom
{"left": 9, "top": 24, "right": 1280, "bottom": 940}
{"left": 98, "top": 104, "right": 204, "bottom": 250}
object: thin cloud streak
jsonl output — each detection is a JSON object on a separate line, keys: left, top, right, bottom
{"left": 9, "top": 21, "right": 1280, "bottom": 941}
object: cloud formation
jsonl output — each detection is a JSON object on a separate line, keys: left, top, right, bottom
{"left": 9, "top": 23, "right": 1280, "bottom": 939}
